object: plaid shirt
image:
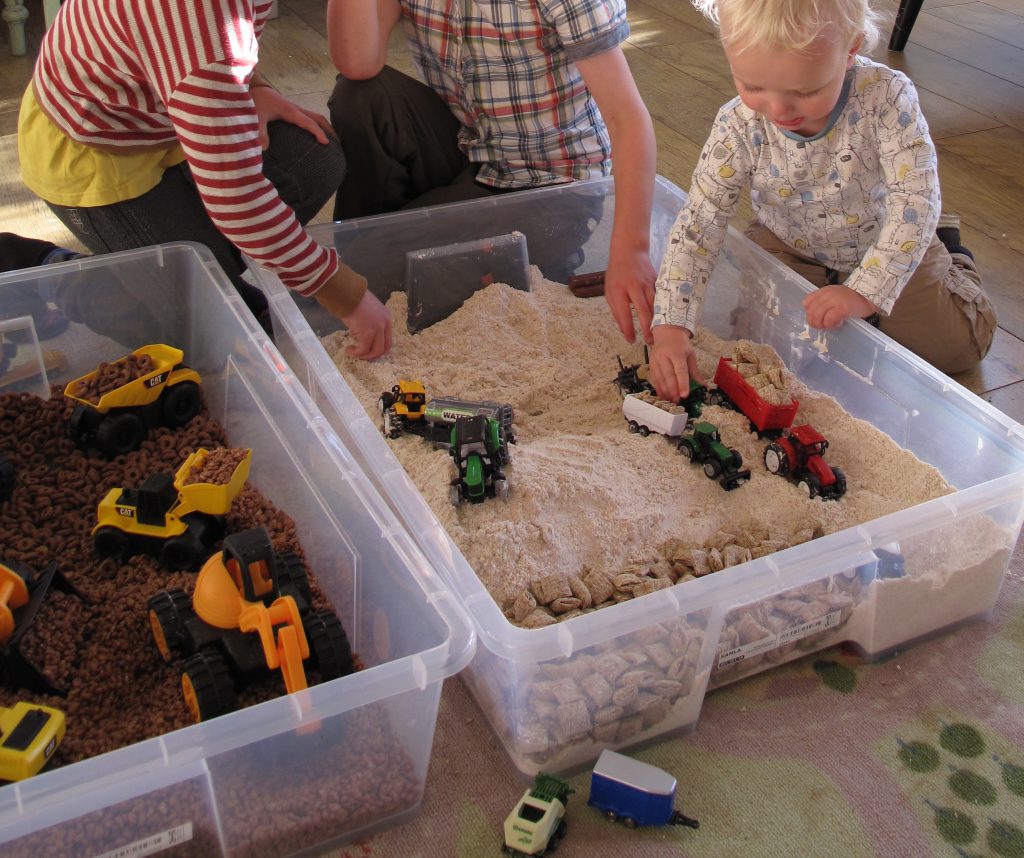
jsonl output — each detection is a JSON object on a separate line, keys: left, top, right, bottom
{"left": 400, "top": 0, "right": 629, "bottom": 188}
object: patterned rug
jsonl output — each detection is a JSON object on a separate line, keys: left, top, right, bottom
{"left": 338, "top": 539, "right": 1024, "bottom": 858}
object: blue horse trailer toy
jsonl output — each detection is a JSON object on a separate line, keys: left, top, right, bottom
{"left": 588, "top": 749, "right": 700, "bottom": 830}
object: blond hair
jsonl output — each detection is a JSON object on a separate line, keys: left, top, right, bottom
{"left": 693, "top": 0, "right": 882, "bottom": 54}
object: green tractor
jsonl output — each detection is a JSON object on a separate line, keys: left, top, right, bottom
{"left": 678, "top": 421, "right": 751, "bottom": 491}
{"left": 448, "top": 414, "right": 510, "bottom": 506}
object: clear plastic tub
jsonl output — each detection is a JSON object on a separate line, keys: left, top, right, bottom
{"left": 253, "top": 176, "right": 1024, "bottom": 776}
{"left": 0, "top": 243, "right": 475, "bottom": 854}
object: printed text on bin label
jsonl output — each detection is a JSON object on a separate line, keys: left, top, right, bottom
{"left": 716, "top": 610, "right": 842, "bottom": 669}
{"left": 93, "top": 822, "right": 193, "bottom": 858}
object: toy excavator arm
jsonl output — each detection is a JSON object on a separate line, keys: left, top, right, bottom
{"left": 238, "top": 596, "right": 310, "bottom": 693}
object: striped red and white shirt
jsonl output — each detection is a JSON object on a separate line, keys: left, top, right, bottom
{"left": 32, "top": 0, "right": 339, "bottom": 296}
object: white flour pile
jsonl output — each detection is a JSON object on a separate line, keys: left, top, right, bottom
{"left": 324, "top": 271, "right": 958, "bottom": 613}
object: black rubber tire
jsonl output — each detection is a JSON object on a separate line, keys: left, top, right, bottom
{"left": 94, "top": 525, "right": 132, "bottom": 560}
{"left": 679, "top": 441, "right": 696, "bottom": 461}
{"left": 95, "top": 412, "right": 145, "bottom": 457}
{"left": 182, "top": 650, "right": 235, "bottom": 722}
{"left": 277, "top": 551, "right": 312, "bottom": 603}
{"left": 161, "top": 531, "right": 206, "bottom": 571}
{"left": 161, "top": 381, "right": 202, "bottom": 428}
{"left": 67, "top": 404, "right": 90, "bottom": 445}
{"left": 799, "top": 474, "right": 821, "bottom": 499}
{"left": 0, "top": 454, "right": 14, "bottom": 502}
{"left": 830, "top": 466, "right": 847, "bottom": 499}
{"left": 703, "top": 459, "right": 722, "bottom": 479}
{"left": 304, "top": 611, "right": 355, "bottom": 680}
{"left": 147, "top": 589, "right": 192, "bottom": 662}
{"left": 764, "top": 443, "right": 789, "bottom": 475}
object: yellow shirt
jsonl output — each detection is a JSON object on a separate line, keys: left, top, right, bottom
{"left": 18, "top": 84, "right": 187, "bottom": 207}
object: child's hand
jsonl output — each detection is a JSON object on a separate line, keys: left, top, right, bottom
{"left": 649, "top": 325, "right": 702, "bottom": 403}
{"left": 251, "top": 86, "right": 337, "bottom": 150}
{"left": 604, "top": 250, "right": 656, "bottom": 345}
{"left": 803, "top": 285, "right": 878, "bottom": 330}
{"left": 338, "top": 291, "right": 393, "bottom": 360}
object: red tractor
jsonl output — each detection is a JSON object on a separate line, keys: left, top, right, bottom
{"left": 763, "top": 424, "right": 846, "bottom": 500}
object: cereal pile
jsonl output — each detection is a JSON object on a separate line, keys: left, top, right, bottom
{"left": 69, "top": 352, "right": 154, "bottom": 403}
{"left": 182, "top": 446, "right": 249, "bottom": 485}
{"left": 0, "top": 386, "right": 419, "bottom": 855}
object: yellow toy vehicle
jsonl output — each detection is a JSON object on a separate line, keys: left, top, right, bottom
{"left": 65, "top": 344, "right": 202, "bottom": 457}
{"left": 0, "top": 701, "right": 66, "bottom": 782}
{"left": 378, "top": 380, "right": 427, "bottom": 438}
{"left": 147, "top": 527, "right": 354, "bottom": 722}
{"left": 93, "top": 447, "right": 252, "bottom": 571}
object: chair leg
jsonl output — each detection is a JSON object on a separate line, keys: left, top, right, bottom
{"left": 2, "top": 0, "right": 29, "bottom": 57}
{"left": 888, "top": 0, "right": 925, "bottom": 52}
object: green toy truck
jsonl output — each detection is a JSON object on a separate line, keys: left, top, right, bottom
{"left": 502, "top": 772, "right": 574, "bottom": 856}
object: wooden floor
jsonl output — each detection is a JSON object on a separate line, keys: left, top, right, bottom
{"left": 2, "top": 0, "right": 1023, "bottom": 419}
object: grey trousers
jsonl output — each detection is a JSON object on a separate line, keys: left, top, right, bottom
{"left": 46, "top": 121, "right": 346, "bottom": 330}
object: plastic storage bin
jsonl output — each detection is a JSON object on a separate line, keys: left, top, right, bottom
{"left": 253, "top": 176, "right": 1024, "bottom": 777}
{"left": 0, "top": 243, "right": 475, "bottom": 854}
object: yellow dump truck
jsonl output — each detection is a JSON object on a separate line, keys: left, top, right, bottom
{"left": 93, "top": 447, "right": 252, "bottom": 571}
{"left": 65, "top": 344, "right": 202, "bottom": 457}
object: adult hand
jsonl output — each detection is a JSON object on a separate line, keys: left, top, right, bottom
{"left": 649, "top": 324, "right": 702, "bottom": 404}
{"left": 803, "top": 284, "right": 878, "bottom": 330}
{"left": 604, "top": 249, "right": 657, "bottom": 345}
{"left": 338, "top": 291, "right": 393, "bottom": 360}
{"left": 251, "top": 86, "right": 337, "bottom": 150}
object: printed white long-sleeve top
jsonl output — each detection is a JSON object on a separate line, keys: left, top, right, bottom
{"left": 653, "top": 57, "right": 940, "bottom": 333}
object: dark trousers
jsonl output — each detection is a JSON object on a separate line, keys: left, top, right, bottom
{"left": 329, "top": 66, "right": 493, "bottom": 220}
{"left": 328, "top": 66, "right": 605, "bottom": 289}
{"left": 46, "top": 121, "right": 346, "bottom": 328}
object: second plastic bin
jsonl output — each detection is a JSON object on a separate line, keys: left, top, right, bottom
{"left": 254, "top": 177, "right": 1024, "bottom": 776}
{"left": 0, "top": 243, "right": 475, "bottom": 853}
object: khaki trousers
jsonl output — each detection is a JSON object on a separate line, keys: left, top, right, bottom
{"left": 744, "top": 222, "right": 997, "bottom": 374}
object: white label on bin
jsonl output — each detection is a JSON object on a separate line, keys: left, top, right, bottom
{"left": 716, "top": 610, "right": 842, "bottom": 669}
{"left": 92, "top": 822, "right": 193, "bottom": 858}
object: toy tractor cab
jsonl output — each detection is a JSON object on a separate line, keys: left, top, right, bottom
{"left": 93, "top": 447, "right": 252, "bottom": 571}
{"left": 1, "top": 559, "right": 87, "bottom": 695}
{"left": 449, "top": 414, "right": 510, "bottom": 506}
{"left": 147, "top": 527, "right": 354, "bottom": 722}
{"left": 678, "top": 422, "right": 751, "bottom": 491}
{"left": 378, "top": 380, "right": 428, "bottom": 439}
